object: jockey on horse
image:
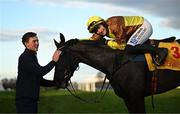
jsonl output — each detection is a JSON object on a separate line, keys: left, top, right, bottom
{"left": 86, "top": 16, "right": 168, "bottom": 65}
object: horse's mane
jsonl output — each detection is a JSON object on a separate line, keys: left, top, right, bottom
{"left": 80, "top": 40, "right": 106, "bottom": 45}
{"left": 65, "top": 39, "right": 114, "bottom": 51}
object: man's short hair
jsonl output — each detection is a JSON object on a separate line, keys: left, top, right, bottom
{"left": 22, "top": 32, "right": 37, "bottom": 45}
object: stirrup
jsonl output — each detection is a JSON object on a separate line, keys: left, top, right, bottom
{"left": 152, "top": 57, "right": 161, "bottom": 66}
{"left": 152, "top": 52, "right": 167, "bottom": 66}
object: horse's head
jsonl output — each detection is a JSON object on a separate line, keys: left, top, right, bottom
{"left": 53, "top": 33, "right": 79, "bottom": 88}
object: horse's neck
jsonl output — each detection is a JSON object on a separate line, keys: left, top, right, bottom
{"left": 71, "top": 43, "right": 124, "bottom": 76}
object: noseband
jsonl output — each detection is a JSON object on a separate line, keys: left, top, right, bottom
{"left": 58, "top": 46, "right": 79, "bottom": 81}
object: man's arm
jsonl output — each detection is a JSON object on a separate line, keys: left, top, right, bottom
{"left": 40, "top": 77, "right": 55, "bottom": 87}
{"left": 22, "top": 56, "right": 56, "bottom": 77}
{"left": 22, "top": 50, "right": 60, "bottom": 77}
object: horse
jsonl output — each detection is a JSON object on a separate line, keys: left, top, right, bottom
{"left": 53, "top": 33, "right": 180, "bottom": 113}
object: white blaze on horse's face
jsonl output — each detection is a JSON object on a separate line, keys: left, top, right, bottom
{"left": 25, "top": 36, "right": 39, "bottom": 52}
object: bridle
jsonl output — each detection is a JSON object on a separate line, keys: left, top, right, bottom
{"left": 58, "top": 46, "right": 79, "bottom": 81}
{"left": 57, "top": 45, "right": 111, "bottom": 104}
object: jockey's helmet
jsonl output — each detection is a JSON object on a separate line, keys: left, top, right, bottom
{"left": 86, "top": 16, "right": 104, "bottom": 33}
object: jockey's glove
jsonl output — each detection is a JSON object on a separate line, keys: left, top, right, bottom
{"left": 98, "top": 38, "right": 107, "bottom": 45}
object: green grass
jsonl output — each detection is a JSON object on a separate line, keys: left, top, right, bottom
{"left": 0, "top": 89, "right": 179, "bottom": 113}
{"left": 39, "top": 90, "right": 127, "bottom": 113}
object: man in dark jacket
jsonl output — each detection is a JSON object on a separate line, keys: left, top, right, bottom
{"left": 15, "top": 32, "right": 61, "bottom": 113}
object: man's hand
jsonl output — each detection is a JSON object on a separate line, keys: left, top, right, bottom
{"left": 52, "top": 50, "right": 61, "bottom": 62}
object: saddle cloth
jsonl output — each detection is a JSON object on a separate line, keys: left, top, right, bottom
{"left": 145, "top": 41, "right": 180, "bottom": 71}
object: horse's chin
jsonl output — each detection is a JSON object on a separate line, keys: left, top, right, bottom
{"left": 55, "top": 80, "right": 68, "bottom": 89}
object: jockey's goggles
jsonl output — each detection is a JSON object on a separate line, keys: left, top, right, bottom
{"left": 88, "top": 20, "right": 104, "bottom": 33}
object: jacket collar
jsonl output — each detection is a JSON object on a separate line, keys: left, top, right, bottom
{"left": 25, "top": 48, "right": 37, "bottom": 55}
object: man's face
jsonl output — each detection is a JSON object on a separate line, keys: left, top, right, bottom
{"left": 25, "top": 36, "right": 39, "bottom": 52}
{"left": 96, "top": 24, "right": 107, "bottom": 36}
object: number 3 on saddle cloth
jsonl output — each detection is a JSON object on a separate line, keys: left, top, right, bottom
{"left": 145, "top": 41, "right": 180, "bottom": 71}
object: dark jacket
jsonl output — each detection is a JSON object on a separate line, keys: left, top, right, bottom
{"left": 16, "top": 49, "right": 56, "bottom": 100}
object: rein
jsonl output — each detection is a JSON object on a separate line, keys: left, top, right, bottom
{"left": 66, "top": 76, "right": 110, "bottom": 104}
{"left": 64, "top": 53, "right": 121, "bottom": 104}
{"left": 58, "top": 45, "right": 66, "bottom": 51}
{"left": 57, "top": 43, "right": 119, "bottom": 104}
{"left": 64, "top": 52, "right": 110, "bottom": 103}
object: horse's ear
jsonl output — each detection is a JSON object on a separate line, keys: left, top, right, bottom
{"left": 60, "top": 33, "right": 65, "bottom": 44}
{"left": 54, "top": 39, "right": 59, "bottom": 48}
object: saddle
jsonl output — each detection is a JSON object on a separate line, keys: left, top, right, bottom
{"left": 121, "top": 37, "right": 180, "bottom": 71}
{"left": 149, "top": 37, "right": 176, "bottom": 66}
{"left": 145, "top": 39, "right": 180, "bottom": 71}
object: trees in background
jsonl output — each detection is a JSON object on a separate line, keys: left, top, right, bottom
{"left": 1, "top": 78, "right": 16, "bottom": 90}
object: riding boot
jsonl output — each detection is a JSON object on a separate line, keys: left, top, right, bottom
{"left": 125, "top": 44, "right": 168, "bottom": 66}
